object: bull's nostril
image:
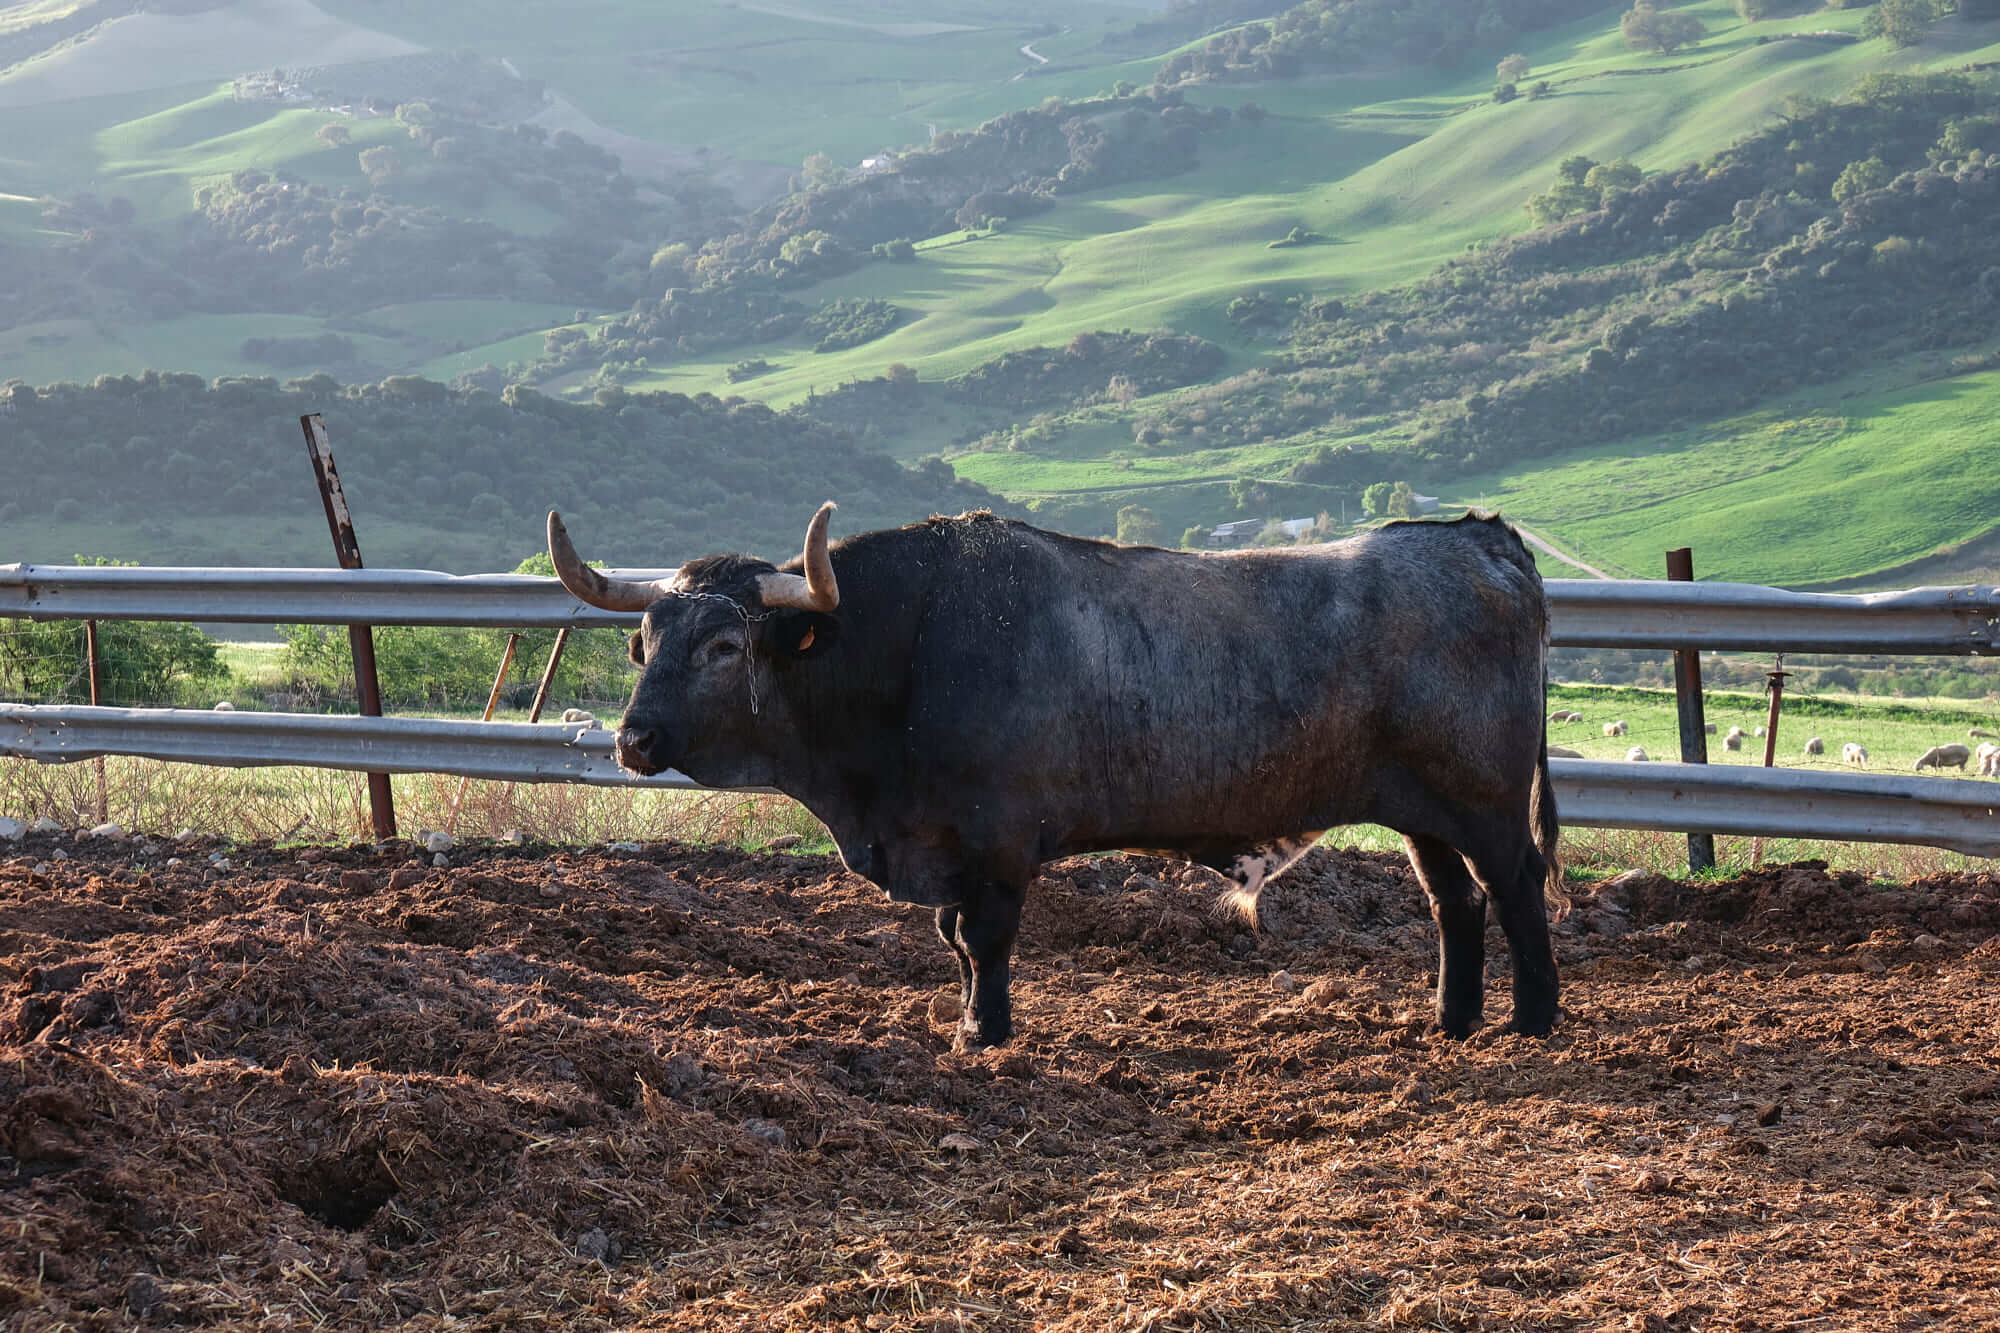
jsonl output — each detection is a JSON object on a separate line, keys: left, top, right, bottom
{"left": 615, "top": 727, "right": 659, "bottom": 771}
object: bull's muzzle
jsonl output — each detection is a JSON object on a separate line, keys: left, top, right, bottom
{"left": 614, "top": 725, "right": 665, "bottom": 776}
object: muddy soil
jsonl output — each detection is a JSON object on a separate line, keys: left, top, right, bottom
{"left": 2, "top": 830, "right": 1997, "bottom": 1330}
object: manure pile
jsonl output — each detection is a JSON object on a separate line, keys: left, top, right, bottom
{"left": 3, "top": 833, "right": 1999, "bottom": 1329}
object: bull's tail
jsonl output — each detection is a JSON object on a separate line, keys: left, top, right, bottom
{"left": 1533, "top": 730, "right": 1568, "bottom": 918}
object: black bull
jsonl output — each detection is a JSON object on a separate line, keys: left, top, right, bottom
{"left": 548, "top": 505, "right": 1562, "bottom": 1049}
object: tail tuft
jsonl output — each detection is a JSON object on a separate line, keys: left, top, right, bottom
{"left": 1533, "top": 733, "right": 1568, "bottom": 919}
{"left": 1213, "top": 883, "right": 1262, "bottom": 930}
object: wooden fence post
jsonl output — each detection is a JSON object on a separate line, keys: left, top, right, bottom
{"left": 300, "top": 413, "right": 397, "bottom": 841}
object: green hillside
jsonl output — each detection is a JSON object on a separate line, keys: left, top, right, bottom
{"left": 3, "top": 0, "right": 2000, "bottom": 589}
{"left": 610, "top": 0, "right": 2000, "bottom": 408}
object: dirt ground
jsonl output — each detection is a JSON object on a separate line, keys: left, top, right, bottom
{"left": 2, "top": 830, "right": 1998, "bottom": 1331}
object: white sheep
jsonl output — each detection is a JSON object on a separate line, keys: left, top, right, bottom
{"left": 1978, "top": 743, "right": 2000, "bottom": 777}
{"left": 1754, "top": 725, "right": 1766, "bottom": 738}
{"left": 1548, "top": 745, "right": 1583, "bottom": 759}
{"left": 1842, "top": 743, "right": 1868, "bottom": 766}
{"left": 1915, "top": 743, "right": 1971, "bottom": 772}
{"left": 1803, "top": 736, "right": 1824, "bottom": 756}
{"left": 213, "top": 700, "right": 236, "bottom": 711}
{"left": 561, "top": 708, "right": 601, "bottom": 729}
{"left": 1723, "top": 726, "right": 1744, "bottom": 752}
{"left": 1970, "top": 728, "right": 1996, "bottom": 740}
{"left": 1625, "top": 745, "right": 1649, "bottom": 762}
{"left": 1603, "top": 720, "right": 1628, "bottom": 737}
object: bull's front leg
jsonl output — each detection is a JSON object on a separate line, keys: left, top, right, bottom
{"left": 949, "top": 880, "right": 1026, "bottom": 1050}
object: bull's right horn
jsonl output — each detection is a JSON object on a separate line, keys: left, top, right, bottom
{"left": 547, "top": 511, "right": 670, "bottom": 613}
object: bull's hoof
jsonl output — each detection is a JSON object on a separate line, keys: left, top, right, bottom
{"left": 953, "top": 1018, "right": 1013, "bottom": 1052}
{"left": 1434, "top": 1008, "right": 1483, "bottom": 1040}
{"left": 1503, "top": 1009, "right": 1558, "bottom": 1038}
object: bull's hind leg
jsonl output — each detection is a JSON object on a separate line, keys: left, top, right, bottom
{"left": 1403, "top": 835, "right": 1489, "bottom": 1037}
{"left": 1462, "top": 836, "right": 1559, "bottom": 1037}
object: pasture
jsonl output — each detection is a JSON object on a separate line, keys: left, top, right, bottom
{"left": 632, "top": 0, "right": 2000, "bottom": 412}
{"left": 3, "top": 829, "right": 1998, "bottom": 1327}
{"left": 1542, "top": 682, "right": 2000, "bottom": 773}
{"left": 1452, "top": 367, "right": 2000, "bottom": 586}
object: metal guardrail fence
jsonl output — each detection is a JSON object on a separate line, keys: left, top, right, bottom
{"left": 2, "top": 707, "right": 1994, "bottom": 857}
{"left": 4, "top": 562, "right": 1999, "bottom": 855}
{"left": 0, "top": 705, "right": 705, "bottom": 790}
{"left": 5, "top": 562, "right": 1999, "bottom": 653}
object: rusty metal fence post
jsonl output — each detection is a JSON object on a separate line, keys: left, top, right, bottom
{"left": 1751, "top": 657, "right": 1790, "bottom": 869}
{"left": 1666, "top": 549, "right": 1714, "bottom": 874}
{"left": 300, "top": 413, "right": 397, "bottom": 841}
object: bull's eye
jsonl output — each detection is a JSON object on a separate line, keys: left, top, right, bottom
{"left": 706, "top": 639, "right": 741, "bottom": 662}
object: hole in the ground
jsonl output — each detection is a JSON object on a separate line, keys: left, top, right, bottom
{"left": 277, "top": 1156, "right": 399, "bottom": 1232}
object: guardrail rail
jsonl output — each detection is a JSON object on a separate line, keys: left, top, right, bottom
{"left": 4, "top": 562, "right": 1998, "bottom": 855}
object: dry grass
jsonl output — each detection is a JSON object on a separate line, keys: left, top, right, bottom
{"left": 0, "top": 757, "right": 825, "bottom": 849}
{"left": 1, "top": 756, "right": 1985, "bottom": 877}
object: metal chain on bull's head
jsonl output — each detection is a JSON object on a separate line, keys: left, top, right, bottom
{"left": 663, "top": 589, "right": 775, "bottom": 715}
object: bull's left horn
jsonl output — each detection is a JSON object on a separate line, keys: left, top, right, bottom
{"left": 757, "top": 501, "right": 840, "bottom": 612}
{"left": 547, "top": 511, "right": 670, "bottom": 613}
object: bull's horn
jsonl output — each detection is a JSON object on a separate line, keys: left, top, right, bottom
{"left": 546, "top": 511, "right": 669, "bottom": 613}
{"left": 757, "top": 501, "right": 840, "bottom": 612}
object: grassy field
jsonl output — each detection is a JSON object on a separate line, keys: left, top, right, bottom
{"left": 1542, "top": 681, "right": 2000, "bottom": 770}
{"left": 1447, "top": 364, "right": 2000, "bottom": 585}
{"left": 620, "top": 0, "right": 2000, "bottom": 412}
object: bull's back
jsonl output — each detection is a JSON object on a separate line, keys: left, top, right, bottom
{"left": 903, "top": 515, "right": 1547, "bottom": 846}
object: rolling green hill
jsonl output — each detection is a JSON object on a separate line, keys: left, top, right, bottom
{"left": 4, "top": 0, "right": 2000, "bottom": 589}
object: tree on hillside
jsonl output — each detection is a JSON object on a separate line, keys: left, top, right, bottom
{"left": 800, "top": 152, "right": 846, "bottom": 190}
{"left": 1116, "top": 505, "right": 1165, "bottom": 546}
{"left": 315, "top": 122, "right": 351, "bottom": 149}
{"left": 1832, "top": 154, "right": 1892, "bottom": 202}
{"left": 1362, "top": 481, "right": 1417, "bottom": 519}
{"left": 357, "top": 144, "right": 399, "bottom": 187}
{"left": 1498, "top": 52, "right": 1531, "bottom": 82}
{"left": 1621, "top": 2, "right": 1706, "bottom": 53}
{"left": 1863, "top": 0, "right": 1947, "bottom": 47}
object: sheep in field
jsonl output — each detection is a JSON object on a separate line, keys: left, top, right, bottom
{"left": 562, "top": 708, "right": 601, "bottom": 728}
{"left": 1625, "top": 746, "right": 1649, "bottom": 762}
{"left": 1703, "top": 722, "right": 1716, "bottom": 734}
{"left": 213, "top": 701, "right": 235, "bottom": 711}
{"left": 1723, "top": 726, "right": 1744, "bottom": 752}
{"left": 1842, "top": 743, "right": 1868, "bottom": 766}
{"left": 1970, "top": 728, "right": 1996, "bottom": 740}
{"left": 1548, "top": 745, "right": 1583, "bottom": 759}
{"left": 1915, "top": 743, "right": 1971, "bottom": 772}
{"left": 1977, "top": 743, "right": 1999, "bottom": 777}
{"left": 1603, "top": 720, "right": 1628, "bottom": 737}
{"left": 1755, "top": 725, "right": 1766, "bottom": 738}
{"left": 1803, "top": 737, "right": 1824, "bottom": 756}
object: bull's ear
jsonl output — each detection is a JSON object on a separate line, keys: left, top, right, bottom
{"left": 766, "top": 610, "right": 839, "bottom": 661}
{"left": 628, "top": 631, "right": 647, "bottom": 666}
